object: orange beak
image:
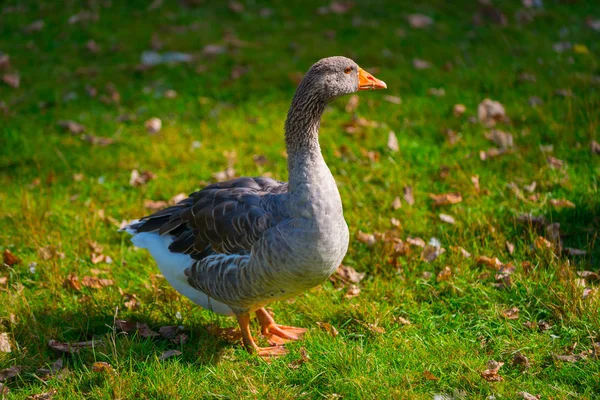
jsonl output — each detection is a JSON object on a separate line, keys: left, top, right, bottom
{"left": 358, "top": 67, "right": 387, "bottom": 91}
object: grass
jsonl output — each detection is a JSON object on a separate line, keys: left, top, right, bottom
{"left": 1, "top": 0, "right": 599, "bottom": 398}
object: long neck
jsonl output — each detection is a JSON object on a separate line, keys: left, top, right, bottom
{"left": 284, "top": 83, "right": 328, "bottom": 193}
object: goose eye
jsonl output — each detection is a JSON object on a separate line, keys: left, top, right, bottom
{"left": 344, "top": 66, "right": 352, "bottom": 74}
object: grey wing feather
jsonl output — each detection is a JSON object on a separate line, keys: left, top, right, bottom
{"left": 133, "top": 176, "right": 288, "bottom": 259}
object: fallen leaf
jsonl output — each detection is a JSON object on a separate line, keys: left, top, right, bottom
{"left": 23, "top": 19, "right": 44, "bottom": 33}
{"left": 63, "top": 273, "right": 82, "bottom": 291}
{"left": 501, "top": 307, "right": 520, "bottom": 320}
{"left": 115, "top": 320, "right": 159, "bottom": 338}
{"left": 453, "top": 104, "right": 466, "bottom": 116}
{"left": 317, "top": 322, "right": 338, "bottom": 337}
{"left": 383, "top": 95, "right": 401, "bottom": 104}
{"left": 356, "top": 231, "right": 376, "bottom": 247}
{"left": 547, "top": 156, "right": 564, "bottom": 169}
{"left": 92, "top": 361, "right": 114, "bottom": 373}
{"left": 36, "top": 358, "right": 64, "bottom": 380}
{"left": 428, "top": 88, "right": 445, "bottom": 97}
{"left": 565, "top": 248, "right": 587, "bottom": 256}
{"left": 478, "top": 99, "right": 507, "bottom": 127}
{"left": 577, "top": 271, "right": 599, "bottom": 281}
{"left": 2, "top": 73, "right": 20, "bottom": 88}
{"left": 412, "top": 59, "right": 432, "bottom": 70}
{"left": 48, "top": 339, "right": 101, "bottom": 353}
{"left": 513, "top": 352, "right": 530, "bottom": 369}
{"left": 549, "top": 198, "right": 575, "bottom": 208}
{"left": 345, "top": 94, "right": 359, "bottom": 113}
{"left": 423, "top": 370, "right": 439, "bottom": 381}
{"left": 159, "top": 349, "right": 182, "bottom": 361}
{"left": 129, "top": 169, "right": 156, "bottom": 186}
{"left": 476, "top": 256, "right": 503, "bottom": 268}
{"left": 143, "top": 199, "right": 168, "bottom": 211}
{"left": 81, "top": 276, "right": 114, "bottom": 289}
{"left": 480, "top": 360, "right": 504, "bottom": 382}
{"left": 345, "top": 284, "right": 361, "bottom": 298}
{"left": 387, "top": 131, "right": 399, "bottom": 152}
{"left": 554, "top": 352, "right": 588, "bottom": 363}
{"left": 403, "top": 186, "right": 415, "bottom": 205}
{"left": 518, "top": 392, "right": 540, "bottom": 400}
{"left": 145, "top": 117, "right": 162, "bottom": 134}
{"left": 391, "top": 196, "right": 402, "bottom": 210}
{"left": 479, "top": 147, "right": 506, "bottom": 160}
{"left": 68, "top": 11, "right": 98, "bottom": 24}
{"left": 329, "top": 1, "right": 354, "bottom": 14}
{"left": 406, "top": 237, "right": 426, "bottom": 248}
{"left": 3, "top": 249, "right": 19, "bottom": 266}
{"left": 81, "top": 134, "right": 114, "bottom": 146}
{"left": 422, "top": 245, "right": 445, "bottom": 262}
{"left": 395, "top": 316, "right": 411, "bottom": 325}
{"left": 86, "top": 39, "right": 100, "bottom": 54}
{"left": 590, "top": 140, "right": 600, "bottom": 155}
{"left": 505, "top": 241, "right": 515, "bottom": 255}
{"left": 0, "top": 333, "right": 10, "bottom": 353}
{"left": 333, "top": 264, "right": 365, "bottom": 284}
{"left": 439, "top": 214, "right": 455, "bottom": 224}
{"left": 205, "top": 324, "right": 242, "bottom": 342}
{"left": 288, "top": 346, "right": 310, "bottom": 369}
{"left": 436, "top": 266, "right": 452, "bottom": 281}
{"left": 57, "top": 120, "right": 86, "bottom": 134}
{"left": 429, "top": 193, "right": 462, "bottom": 206}
{"left": 538, "top": 320, "right": 552, "bottom": 331}
{"left": 485, "top": 129, "right": 513, "bottom": 149}
{"left": 0, "top": 365, "right": 21, "bottom": 382}
{"left": 534, "top": 236, "right": 553, "bottom": 250}
{"left": 407, "top": 14, "right": 433, "bottom": 28}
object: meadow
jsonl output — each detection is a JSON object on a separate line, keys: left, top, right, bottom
{"left": 1, "top": 0, "right": 599, "bottom": 398}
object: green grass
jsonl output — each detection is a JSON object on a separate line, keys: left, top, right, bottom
{"left": 1, "top": 0, "right": 599, "bottom": 398}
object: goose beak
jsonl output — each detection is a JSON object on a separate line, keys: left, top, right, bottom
{"left": 358, "top": 68, "right": 387, "bottom": 91}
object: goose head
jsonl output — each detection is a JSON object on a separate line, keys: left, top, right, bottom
{"left": 301, "top": 56, "right": 387, "bottom": 102}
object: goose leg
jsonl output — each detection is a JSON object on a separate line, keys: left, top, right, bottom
{"left": 236, "top": 314, "right": 287, "bottom": 357}
{"left": 255, "top": 308, "right": 307, "bottom": 345}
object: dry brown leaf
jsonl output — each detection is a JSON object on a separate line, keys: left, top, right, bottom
{"left": 403, "top": 186, "right": 415, "bottom": 206}
{"left": 391, "top": 196, "right": 402, "bottom": 210}
{"left": 412, "top": 59, "right": 432, "bottom": 70}
{"left": 129, "top": 169, "right": 156, "bottom": 186}
{"left": 478, "top": 99, "right": 507, "bottom": 127}
{"left": 505, "top": 241, "right": 515, "bottom": 255}
{"left": 387, "top": 131, "right": 399, "bottom": 152}
{"left": 0, "top": 365, "right": 21, "bottom": 382}
{"left": 36, "top": 359, "right": 64, "bottom": 381}
{"left": 406, "top": 237, "right": 426, "bottom": 248}
{"left": 547, "top": 156, "right": 564, "bottom": 169}
{"left": 333, "top": 264, "right": 365, "bottom": 284}
{"left": 439, "top": 214, "right": 455, "bottom": 224}
{"left": 513, "top": 352, "right": 530, "bottom": 369}
{"left": 394, "top": 316, "right": 411, "bottom": 325}
{"left": 0, "top": 276, "right": 7, "bottom": 288}
{"left": 39, "top": 246, "right": 65, "bottom": 261}
{"left": 317, "top": 322, "right": 338, "bottom": 337}
{"left": 534, "top": 236, "right": 553, "bottom": 250}
{"left": 159, "top": 349, "right": 182, "bottom": 361}
{"left": 212, "top": 167, "right": 236, "bottom": 182}
{"left": 145, "top": 117, "right": 162, "bottom": 134}
{"left": 92, "top": 361, "right": 114, "bottom": 374}
{"left": 565, "top": 248, "right": 587, "bottom": 256}
{"left": 549, "top": 198, "right": 575, "bottom": 208}
{"left": 518, "top": 392, "right": 540, "bottom": 400}
{"left": 143, "top": 199, "right": 168, "bottom": 211}
{"left": 3, "top": 249, "right": 19, "bottom": 266}
{"left": 81, "top": 276, "right": 114, "bottom": 289}
{"left": 476, "top": 256, "right": 503, "bottom": 268}
{"left": 407, "top": 14, "right": 433, "bottom": 28}
{"left": 205, "top": 324, "right": 242, "bottom": 342}
{"left": 81, "top": 134, "right": 114, "bottom": 146}
{"left": 485, "top": 129, "right": 513, "bottom": 149}
{"left": 429, "top": 193, "right": 462, "bottom": 206}
{"left": 0, "top": 333, "right": 10, "bottom": 353}
{"left": 436, "top": 266, "right": 452, "bottom": 281}
{"left": 480, "top": 360, "right": 504, "bottom": 382}
{"left": 48, "top": 339, "right": 101, "bottom": 354}
{"left": 453, "top": 104, "right": 466, "bottom": 116}
{"left": 501, "top": 306, "right": 520, "bottom": 320}
{"left": 591, "top": 140, "right": 600, "bottom": 155}
{"left": 116, "top": 320, "right": 159, "bottom": 338}
{"left": 423, "top": 370, "right": 439, "bottom": 381}
{"left": 86, "top": 40, "right": 100, "bottom": 54}
{"left": 253, "top": 154, "right": 268, "bottom": 167}
{"left": 479, "top": 147, "right": 506, "bottom": 160}
{"left": 63, "top": 273, "right": 81, "bottom": 291}
{"left": 356, "top": 231, "right": 376, "bottom": 247}
{"left": 57, "top": 120, "right": 86, "bottom": 134}
{"left": 383, "top": 95, "right": 401, "bottom": 104}
{"left": 288, "top": 346, "right": 310, "bottom": 369}
{"left": 2, "top": 73, "right": 19, "bottom": 88}
{"left": 345, "top": 94, "right": 359, "bottom": 113}
{"left": 345, "top": 284, "right": 361, "bottom": 298}
{"left": 577, "top": 270, "right": 599, "bottom": 281}
{"left": 450, "top": 246, "right": 471, "bottom": 258}
{"left": 421, "top": 245, "right": 445, "bottom": 262}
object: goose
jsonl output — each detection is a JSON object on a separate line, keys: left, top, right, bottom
{"left": 124, "top": 56, "right": 386, "bottom": 356}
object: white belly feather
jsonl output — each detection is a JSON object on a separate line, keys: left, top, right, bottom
{"left": 129, "top": 231, "right": 234, "bottom": 316}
